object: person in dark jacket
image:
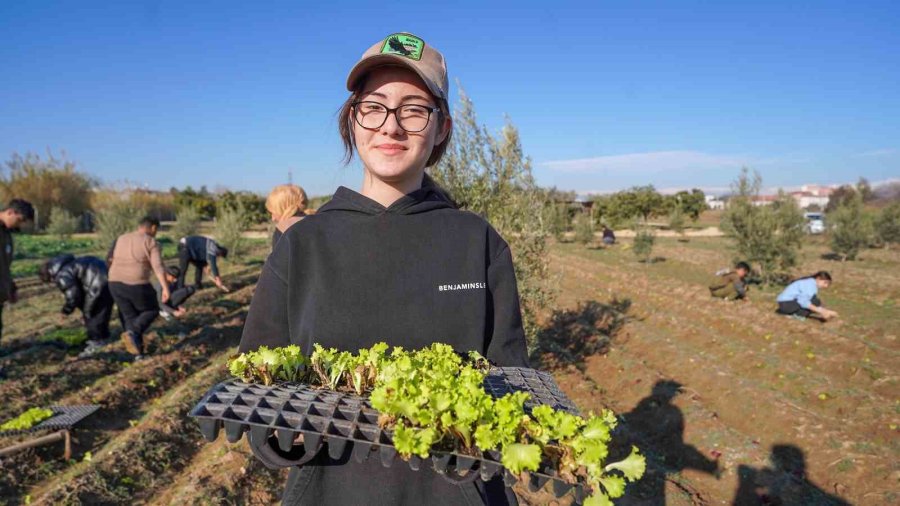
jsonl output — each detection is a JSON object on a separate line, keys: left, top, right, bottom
{"left": 0, "top": 199, "right": 34, "bottom": 351}
{"left": 238, "top": 32, "right": 526, "bottom": 506}
{"left": 40, "top": 254, "right": 114, "bottom": 347}
{"left": 176, "top": 236, "right": 230, "bottom": 292}
{"left": 601, "top": 226, "right": 616, "bottom": 245}
{"left": 156, "top": 266, "right": 196, "bottom": 320}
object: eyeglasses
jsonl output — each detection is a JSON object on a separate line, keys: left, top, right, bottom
{"left": 351, "top": 101, "right": 439, "bottom": 133}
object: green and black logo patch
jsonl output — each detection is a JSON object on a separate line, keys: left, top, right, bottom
{"left": 380, "top": 33, "right": 424, "bottom": 61}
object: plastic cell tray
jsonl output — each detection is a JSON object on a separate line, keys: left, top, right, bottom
{"left": 189, "top": 367, "right": 589, "bottom": 503}
{"left": 0, "top": 405, "right": 101, "bottom": 437}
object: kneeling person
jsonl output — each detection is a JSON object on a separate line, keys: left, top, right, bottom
{"left": 776, "top": 271, "right": 837, "bottom": 321}
{"left": 709, "top": 261, "right": 751, "bottom": 301}
{"left": 40, "top": 254, "right": 114, "bottom": 349}
{"left": 177, "top": 236, "right": 229, "bottom": 292}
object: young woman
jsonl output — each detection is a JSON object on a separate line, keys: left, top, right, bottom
{"left": 776, "top": 271, "right": 838, "bottom": 320}
{"left": 265, "top": 184, "right": 309, "bottom": 249}
{"left": 238, "top": 33, "right": 527, "bottom": 505}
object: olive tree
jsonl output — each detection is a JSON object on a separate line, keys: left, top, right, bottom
{"left": 431, "top": 89, "right": 553, "bottom": 350}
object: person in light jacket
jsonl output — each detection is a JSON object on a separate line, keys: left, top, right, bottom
{"left": 776, "top": 271, "right": 837, "bottom": 321}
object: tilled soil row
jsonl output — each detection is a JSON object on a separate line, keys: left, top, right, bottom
{"left": 0, "top": 259, "right": 264, "bottom": 503}
{"left": 550, "top": 248, "right": 896, "bottom": 504}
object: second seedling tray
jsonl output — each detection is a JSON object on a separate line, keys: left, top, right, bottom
{"left": 189, "top": 367, "right": 590, "bottom": 503}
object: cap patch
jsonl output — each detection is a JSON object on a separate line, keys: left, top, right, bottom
{"left": 380, "top": 34, "right": 424, "bottom": 61}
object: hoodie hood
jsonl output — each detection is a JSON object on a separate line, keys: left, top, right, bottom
{"left": 318, "top": 185, "right": 455, "bottom": 216}
{"left": 48, "top": 253, "right": 76, "bottom": 279}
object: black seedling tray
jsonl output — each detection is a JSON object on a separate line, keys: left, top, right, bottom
{"left": 0, "top": 405, "right": 100, "bottom": 437}
{"left": 189, "top": 367, "right": 591, "bottom": 503}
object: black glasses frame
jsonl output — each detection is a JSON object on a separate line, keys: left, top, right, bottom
{"left": 351, "top": 101, "right": 439, "bottom": 133}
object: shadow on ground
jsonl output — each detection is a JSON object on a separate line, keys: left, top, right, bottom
{"left": 530, "top": 298, "right": 632, "bottom": 372}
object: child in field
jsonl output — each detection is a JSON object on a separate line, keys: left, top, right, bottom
{"left": 602, "top": 226, "right": 616, "bottom": 245}
{"left": 157, "top": 266, "right": 195, "bottom": 321}
{"left": 709, "top": 261, "right": 751, "bottom": 301}
{"left": 776, "top": 271, "right": 838, "bottom": 321}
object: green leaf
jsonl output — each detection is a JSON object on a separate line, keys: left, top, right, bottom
{"left": 501, "top": 443, "right": 542, "bottom": 474}
{"left": 604, "top": 446, "right": 646, "bottom": 482}
{"left": 598, "top": 474, "right": 625, "bottom": 498}
{"left": 583, "top": 491, "right": 613, "bottom": 506}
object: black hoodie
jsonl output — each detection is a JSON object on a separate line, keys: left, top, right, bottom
{"left": 239, "top": 185, "right": 528, "bottom": 506}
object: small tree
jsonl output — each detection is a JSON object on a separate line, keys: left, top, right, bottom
{"left": 720, "top": 168, "right": 805, "bottom": 283}
{"left": 875, "top": 202, "right": 900, "bottom": 249}
{"left": 573, "top": 212, "right": 594, "bottom": 247}
{"left": 96, "top": 201, "right": 144, "bottom": 249}
{"left": 632, "top": 225, "right": 656, "bottom": 263}
{"left": 668, "top": 207, "right": 687, "bottom": 241}
{"left": 46, "top": 206, "right": 80, "bottom": 239}
{"left": 432, "top": 88, "right": 553, "bottom": 349}
{"left": 171, "top": 206, "right": 201, "bottom": 240}
{"left": 828, "top": 191, "right": 873, "bottom": 260}
{"left": 215, "top": 201, "right": 250, "bottom": 261}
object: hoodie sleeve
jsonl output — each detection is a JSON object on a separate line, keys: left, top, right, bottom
{"left": 238, "top": 237, "right": 291, "bottom": 353}
{"left": 485, "top": 244, "right": 529, "bottom": 367}
{"left": 206, "top": 239, "right": 220, "bottom": 278}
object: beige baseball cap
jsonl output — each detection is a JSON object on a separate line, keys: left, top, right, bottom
{"left": 346, "top": 32, "right": 449, "bottom": 100}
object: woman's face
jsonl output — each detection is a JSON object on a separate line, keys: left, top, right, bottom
{"left": 352, "top": 67, "right": 450, "bottom": 186}
{"left": 816, "top": 278, "right": 831, "bottom": 289}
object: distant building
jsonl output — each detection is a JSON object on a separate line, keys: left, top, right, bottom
{"left": 750, "top": 195, "right": 779, "bottom": 207}
{"left": 705, "top": 194, "right": 725, "bottom": 210}
{"left": 790, "top": 191, "right": 830, "bottom": 210}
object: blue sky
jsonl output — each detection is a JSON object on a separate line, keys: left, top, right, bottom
{"left": 1, "top": 0, "right": 898, "bottom": 196}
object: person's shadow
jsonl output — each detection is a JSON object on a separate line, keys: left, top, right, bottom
{"left": 616, "top": 380, "right": 719, "bottom": 505}
{"left": 732, "top": 445, "right": 850, "bottom": 505}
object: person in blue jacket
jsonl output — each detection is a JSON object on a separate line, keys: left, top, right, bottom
{"left": 176, "top": 236, "right": 230, "bottom": 292}
{"left": 775, "top": 271, "right": 838, "bottom": 321}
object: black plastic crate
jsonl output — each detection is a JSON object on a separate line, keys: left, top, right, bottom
{"left": 0, "top": 405, "right": 100, "bottom": 437}
{"left": 189, "top": 367, "right": 589, "bottom": 503}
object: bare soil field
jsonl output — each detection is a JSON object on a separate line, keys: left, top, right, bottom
{"left": 1, "top": 234, "right": 896, "bottom": 505}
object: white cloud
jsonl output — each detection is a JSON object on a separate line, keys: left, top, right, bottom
{"left": 856, "top": 148, "right": 897, "bottom": 158}
{"left": 541, "top": 150, "right": 751, "bottom": 174}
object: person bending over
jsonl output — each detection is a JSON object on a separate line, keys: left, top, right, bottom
{"left": 709, "top": 261, "right": 751, "bottom": 301}
{"left": 157, "top": 266, "right": 196, "bottom": 320}
{"left": 776, "top": 271, "right": 838, "bottom": 321}
{"left": 107, "top": 216, "right": 169, "bottom": 359}
{"left": 176, "top": 235, "right": 229, "bottom": 292}
{"left": 40, "top": 254, "right": 114, "bottom": 353}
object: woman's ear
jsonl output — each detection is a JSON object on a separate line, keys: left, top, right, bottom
{"left": 436, "top": 115, "right": 452, "bottom": 145}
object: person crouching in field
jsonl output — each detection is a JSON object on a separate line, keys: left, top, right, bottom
{"left": 709, "top": 261, "right": 751, "bottom": 301}
{"left": 156, "top": 266, "right": 196, "bottom": 321}
{"left": 602, "top": 226, "right": 616, "bottom": 246}
{"left": 266, "top": 184, "right": 309, "bottom": 249}
{"left": 0, "top": 199, "right": 34, "bottom": 352}
{"left": 776, "top": 271, "right": 838, "bottom": 321}
{"left": 176, "top": 236, "right": 230, "bottom": 292}
{"left": 107, "top": 216, "right": 169, "bottom": 359}
{"left": 40, "top": 254, "right": 114, "bottom": 355}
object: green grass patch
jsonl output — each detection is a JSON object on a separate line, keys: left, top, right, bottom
{"left": 39, "top": 327, "right": 88, "bottom": 347}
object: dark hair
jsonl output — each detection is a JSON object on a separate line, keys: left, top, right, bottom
{"left": 39, "top": 260, "right": 53, "bottom": 283}
{"left": 5, "top": 199, "right": 35, "bottom": 221}
{"left": 794, "top": 271, "right": 832, "bottom": 283}
{"left": 217, "top": 245, "right": 229, "bottom": 259}
{"left": 139, "top": 216, "right": 160, "bottom": 228}
{"left": 338, "top": 74, "right": 452, "bottom": 168}
{"left": 735, "top": 261, "right": 751, "bottom": 272}
{"left": 166, "top": 265, "right": 181, "bottom": 278}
